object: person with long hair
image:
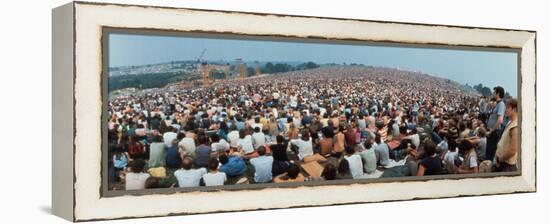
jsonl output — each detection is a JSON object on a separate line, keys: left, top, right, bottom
{"left": 148, "top": 135, "right": 166, "bottom": 168}
{"left": 125, "top": 159, "right": 150, "bottom": 190}
{"left": 495, "top": 98, "right": 519, "bottom": 172}
{"left": 318, "top": 127, "right": 334, "bottom": 157}
{"left": 417, "top": 140, "right": 443, "bottom": 176}
{"left": 290, "top": 129, "right": 314, "bottom": 160}
{"left": 217, "top": 121, "right": 229, "bottom": 141}
{"left": 236, "top": 129, "right": 254, "bottom": 155}
{"left": 344, "top": 144, "right": 364, "bottom": 179}
{"left": 457, "top": 140, "right": 479, "bottom": 174}
{"left": 333, "top": 125, "right": 346, "bottom": 156}
{"left": 285, "top": 123, "right": 299, "bottom": 140}
{"left": 127, "top": 136, "right": 145, "bottom": 160}
{"left": 336, "top": 159, "right": 352, "bottom": 180}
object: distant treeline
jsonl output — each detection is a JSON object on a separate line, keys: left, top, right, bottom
{"left": 472, "top": 83, "right": 511, "bottom": 98}
{"left": 261, "top": 62, "right": 320, "bottom": 74}
{"left": 109, "top": 72, "right": 183, "bottom": 92}
{"left": 108, "top": 61, "right": 322, "bottom": 92}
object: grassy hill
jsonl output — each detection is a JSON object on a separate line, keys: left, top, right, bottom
{"left": 108, "top": 72, "right": 185, "bottom": 92}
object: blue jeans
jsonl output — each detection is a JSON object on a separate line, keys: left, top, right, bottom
{"left": 486, "top": 130, "right": 502, "bottom": 162}
{"left": 431, "top": 132, "right": 442, "bottom": 145}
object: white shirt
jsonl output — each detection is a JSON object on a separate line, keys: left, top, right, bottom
{"left": 290, "top": 138, "right": 313, "bottom": 160}
{"left": 410, "top": 134, "right": 420, "bottom": 148}
{"left": 174, "top": 168, "right": 207, "bottom": 188}
{"left": 437, "top": 140, "right": 448, "bottom": 153}
{"left": 251, "top": 123, "right": 263, "bottom": 132}
{"left": 178, "top": 137, "right": 196, "bottom": 156}
{"left": 252, "top": 132, "right": 267, "bottom": 149}
{"left": 272, "top": 108, "right": 279, "bottom": 119}
{"left": 290, "top": 95, "right": 298, "bottom": 107}
{"left": 211, "top": 139, "right": 230, "bottom": 152}
{"left": 319, "top": 107, "right": 327, "bottom": 117}
{"left": 202, "top": 172, "right": 227, "bottom": 186}
{"left": 125, "top": 173, "right": 150, "bottom": 190}
{"left": 468, "top": 156, "right": 478, "bottom": 168}
{"left": 293, "top": 117, "right": 302, "bottom": 129}
{"left": 237, "top": 135, "right": 255, "bottom": 154}
{"left": 444, "top": 150, "right": 458, "bottom": 166}
{"left": 163, "top": 132, "right": 178, "bottom": 147}
{"left": 345, "top": 154, "right": 364, "bottom": 179}
{"left": 227, "top": 131, "right": 240, "bottom": 148}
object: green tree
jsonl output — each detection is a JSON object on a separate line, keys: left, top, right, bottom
{"left": 247, "top": 67, "right": 256, "bottom": 77}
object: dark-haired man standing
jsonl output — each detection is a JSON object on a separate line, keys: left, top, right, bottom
{"left": 485, "top": 86, "right": 506, "bottom": 162}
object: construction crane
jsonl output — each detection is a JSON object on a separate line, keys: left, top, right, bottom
{"left": 197, "top": 48, "right": 207, "bottom": 63}
{"left": 194, "top": 48, "right": 210, "bottom": 86}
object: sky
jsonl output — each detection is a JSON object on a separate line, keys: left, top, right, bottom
{"left": 109, "top": 33, "right": 518, "bottom": 96}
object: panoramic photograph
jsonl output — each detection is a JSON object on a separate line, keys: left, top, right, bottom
{"left": 105, "top": 32, "right": 519, "bottom": 191}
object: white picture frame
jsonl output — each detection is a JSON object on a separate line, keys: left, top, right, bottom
{"left": 52, "top": 1, "right": 536, "bottom": 221}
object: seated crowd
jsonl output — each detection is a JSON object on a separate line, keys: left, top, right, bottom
{"left": 108, "top": 67, "right": 519, "bottom": 190}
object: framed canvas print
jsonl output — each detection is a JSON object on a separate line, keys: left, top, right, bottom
{"left": 52, "top": 1, "right": 537, "bottom": 222}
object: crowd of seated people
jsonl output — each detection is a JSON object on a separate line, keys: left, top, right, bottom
{"left": 107, "top": 67, "right": 519, "bottom": 190}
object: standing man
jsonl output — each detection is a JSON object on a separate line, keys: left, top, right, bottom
{"left": 485, "top": 86, "right": 506, "bottom": 162}
{"left": 479, "top": 96, "right": 488, "bottom": 123}
{"left": 495, "top": 98, "right": 519, "bottom": 172}
{"left": 169, "top": 94, "right": 177, "bottom": 113}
